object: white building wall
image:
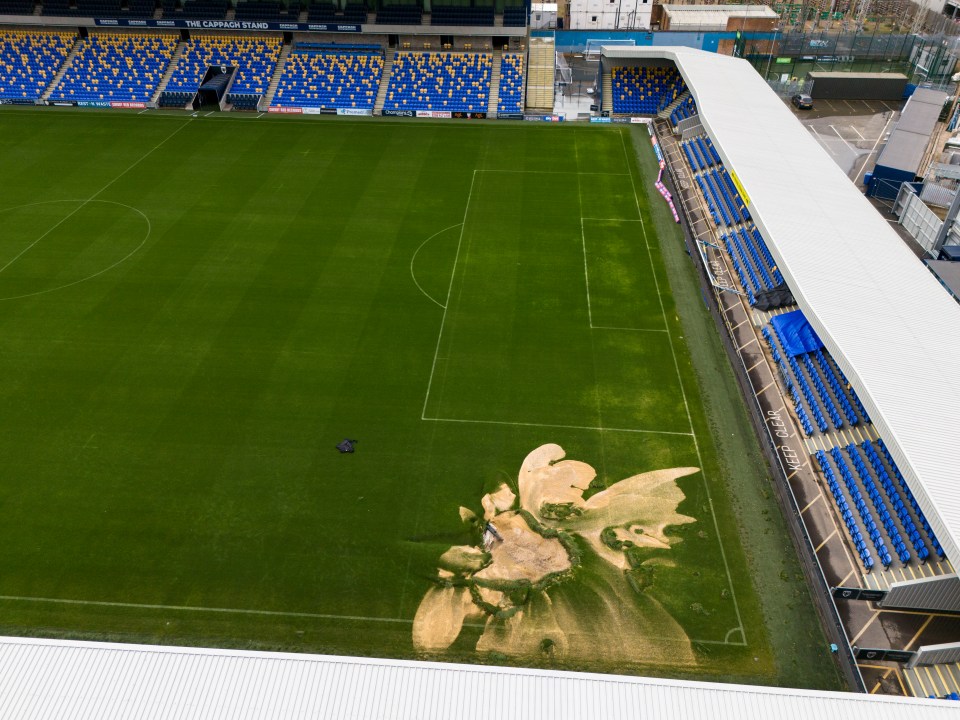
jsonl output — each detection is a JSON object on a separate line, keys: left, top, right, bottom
{"left": 568, "top": 0, "right": 652, "bottom": 30}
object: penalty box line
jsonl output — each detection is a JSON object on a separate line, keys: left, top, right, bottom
{"left": 422, "top": 416, "right": 694, "bottom": 437}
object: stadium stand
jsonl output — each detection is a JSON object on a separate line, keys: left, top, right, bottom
{"left": 306, "top": 0, "right": 337, "bottom": 21}
{"left": 234, "top": 0, "right": 287, "bottom": 20}
{"left": 611, "top": 65, "right": 685, "bottom": 115}
{"left": 502, "top": 3, "right": 526, "bottom": 26}
{"left": 384, "top": 51, "right": 490, "bottom": 113}
{"left": 375, "top": 2, "right": 421, "bottom": 24}
{"left": 126, "top": 0, "right": 156, "bottom": 16}
{"left": 50, "top": 32, "right": 177, "bottom": 103}
{"left": 178, "top": 0, "right": 228, "bottom": 18}
{"left": 678, "top": 135, "right": 787, "bottom": 307}
{"left": 497, "top": 52, "right": 523, "bottom": 115}
{"left": 0, "top": 30, "right": 73, "bottom": 102}
{"left": 430, "top": 3, "right": 493, "bottom": 25}
{"left": 758, "top": 306, "right": 945, "bottom": 570}
{"left": 0, "top": 0, "right": 35, "bottom": 13}
{"left": 273, "top": 43, "right": 382, "bottom": 110}
{"left": 159, "top": 34, "right": 281, "bottom": 109}
{"left": 342, "top": 2, "right": 367, "bottom": 22}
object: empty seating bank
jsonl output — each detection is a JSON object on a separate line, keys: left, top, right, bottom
{"left": 51, "top": 32, "right": 177, "bottom": 104}
{"left": 274, "top": 43, "right": 382, "bottom": 111}
{"left": 0, "top": 29, "right": 73, "bottom": 102}
{"left": 160, "top": 34, "right": 281, "bottom": 109}
{"left": 384, "top": 51, "right": 490, "bottom": 113}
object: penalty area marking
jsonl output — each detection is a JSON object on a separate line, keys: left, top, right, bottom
{"left": 421, "top": 416, "right": 694, "bottom": 437}
{"left": 409, "top": 223, "right": 462, "bottom": 309}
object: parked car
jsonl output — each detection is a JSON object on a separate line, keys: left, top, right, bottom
{"left": 791, "top": 94, "right": 814, "bottom": 110}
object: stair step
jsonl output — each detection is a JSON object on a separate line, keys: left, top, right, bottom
{"left": 373, "top": 49, "right": 395, "bottom": 115}
{"left": 152, "top": 40, "right": 186, "bottom": 106}
{"left": 486, "top": 47, "right": 502, "bottom": 117}
{"left": 261, "top": 42, "right": 292, "bottom": 110}
{"left": 42, "top": 35, "right": 83, "bottom": 102}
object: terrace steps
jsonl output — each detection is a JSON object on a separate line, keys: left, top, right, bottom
{"left": 524, "top": 36, "right": 553, "bottom": 111}
{"left": 261, "top": 41, "right": 292, "bottom": 109}
{"left": 658, "top": 89, "right": 690, "bottom": 119}
{"left": 151, "top": 40, "right": 186, "bottom": 106}
{"left": 601, "top": 70, "right": 611, "bottom": 113}
{"left": 486, "top": 46, "right": 501, "bottom": 117}
{"left": 373, "top": 48, "right": 395, "bottom": 115}
{"left": 41, "top": 34, "right": 82, "bottom": 101}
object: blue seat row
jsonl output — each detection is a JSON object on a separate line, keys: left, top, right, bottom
{"left": 842, "top": 445, "right": 910, "bottom": 564}
{"left": 800, "top": 353, "right": 843, "bottom": 429}
{"left": 725, "top": 235, "right": 756, "bottom": 307}
{"left": 770, "top": 322, "right": 828, "bottom": 432}
{"left": 876, "top": 439, "right": 945, "bottom": 559}
{"left": 670, "top": 94, "right": 695, "bottom": 125}
{"left": 858, "top": 441, "right": 932, "bottom": 563}
{"left": 816, "top": 449, "right": 879, "bottom": 571}
{"left": 763, "top": 326, "right": 816, "bottom": 435}
{"left": 812, "top": 349, "right": 859, "bottom": 425}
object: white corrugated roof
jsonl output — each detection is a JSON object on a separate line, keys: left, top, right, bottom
{"left": 604, "top": 46, "right": 960, "bottom": 566}
{"left": 0, "top": 636, "right": 955, "bottom": 718}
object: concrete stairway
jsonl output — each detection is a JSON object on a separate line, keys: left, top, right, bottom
{"left": 260, "top": 41, "right": 292, "bottom": 110}
{"left": 601, "top": 70, "right": 611, "bottom": 114}
{"left": 524, "top": 36, "right": 553, "bottom": 111}
{"left": 373, "top": 49, "right": 396, "bottom": 116}
{"left": 41, "top": 35, "right": 83, "bottom": 102}
{"left": 658, "top": 89, "right": 690, "bottom": 120}
{"left": 486, "top": 47, "right": 502, "bottom": 117}
{"left": 151, "top": 40, "right": 186, "bottom": 105}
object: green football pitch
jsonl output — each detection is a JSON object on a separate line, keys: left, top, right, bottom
{"left": 0, "top": 109, "right": 841, "bottom": 687}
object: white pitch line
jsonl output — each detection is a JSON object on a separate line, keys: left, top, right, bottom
{"left": 620, "top": 127, "right": 747, "bottom": 644}
{"left": 581, "top": 218, "right": 644, "bottom": 222}
{"left": 0, "top": 594, "right": 483, "bottom": 627}
{"left": 0, "top": 118, "right": 191, "bottom": 276}
{"left": 409, "top": 223, "right": 462, "bottom": 309}
{"left": 590, "top": 325, "right": 668, "bottom": 333}
{"left": 422, "top": 416, "right": 694, "bottom": 436}
{"left": 421, "top": 170, "right": 475, "bottom": 419}
{"left": 580, "top": 220, "right": 594, "bottom": 327}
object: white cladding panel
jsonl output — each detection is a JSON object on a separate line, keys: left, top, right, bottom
{"left": 0, "top": 637, "right": 957, "bottom": 719}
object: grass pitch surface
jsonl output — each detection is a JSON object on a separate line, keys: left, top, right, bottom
{"left": 0, "top": 109, "right": 840, "bottom": 687}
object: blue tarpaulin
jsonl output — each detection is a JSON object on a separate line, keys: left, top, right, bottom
{"left": 770, "top": 310, "right": 824, "bottom": 357}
